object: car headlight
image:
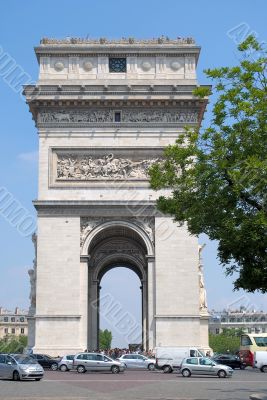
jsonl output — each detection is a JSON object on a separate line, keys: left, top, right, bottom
{"left": 20, "top": 366, "right": 30, "bottom": 372}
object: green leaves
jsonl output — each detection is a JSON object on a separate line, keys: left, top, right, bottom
{"left": 238, "top": 35, "right": 261, "bottom": 52}
{"left": 149, "top": 36, "right": 267, "bottom": 292}
{"left": 99, "top": 329, "right": 112, "bottom": 349}
{"left": 0, "top": 335, "right": 27, "bottom": 353}
{"left": 193, "top": 86, "right": 212, "bottom": 98}
{"left": 209, "top": 330, "right": 242, "bottom": 354}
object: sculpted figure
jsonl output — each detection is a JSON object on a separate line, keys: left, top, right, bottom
{"left": 198, "top": 244, "right": 208, "bottom": 310}
{"left": 57, "top": 153, "right": 159, "bottom": 180}
{"left": 28, "top": 269, "right": 36, "bottom": 307}
{"left": 54, "top": 112, "right": 70, "bottom": 122}
{"left": 39, "top": 109, "right": 198, "bottom": 125}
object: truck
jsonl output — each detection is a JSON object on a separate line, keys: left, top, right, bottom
{"left": 254, "top": 351, "right": 267, "bottom": 372}
{"left": 155, "top": 346, "right": 206, "bottom": 373}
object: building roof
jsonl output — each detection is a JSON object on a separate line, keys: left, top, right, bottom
{"left": 34, "top": 36, "right": 201, "bottom": 63}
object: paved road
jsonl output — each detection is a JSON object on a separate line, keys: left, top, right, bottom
{"left": 0, "top": 368, "right": 266, "bottom": 400}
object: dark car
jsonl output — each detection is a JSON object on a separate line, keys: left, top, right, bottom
{"left": 212, "top": 354, "right": 246, "bottom": 370}
{"left": 31, "top": 354, "right": 59, "bottom": 370}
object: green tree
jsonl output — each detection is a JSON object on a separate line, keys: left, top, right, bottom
{"left": 0, "top": 335, "right": 28, "bottom": 353}
{"left": 149, "top": 36, "right": 267, "bottom": 292}
{"left": 209, "top": 332, "right": 240, "bottom": 354}
{"left": 99, "top": 329, "right": 112, "bottom": 349}
{"left": 221, "top": 327, "right": 245, "bottom": 337}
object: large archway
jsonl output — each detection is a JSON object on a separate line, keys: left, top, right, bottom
{"left": 84, "top": 220, "right": 153, "bottom": 350}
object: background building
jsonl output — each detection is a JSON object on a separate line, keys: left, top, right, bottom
{"left": 209, "top": 309, "right": 267, "bottom": 334}
{"left": 0, "top": 307, "right": 28, "bottom": 339}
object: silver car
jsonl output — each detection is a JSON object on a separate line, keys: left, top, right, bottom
{"left": 73, "top": 353, "right": 125, "bottom": 374}
{"left": 58, "top": 355, "right": 75, "bottom": 372}
{"left": 117, "top": 354, "right": 156, "bottom": 370}
{"left": 0, "top": 354, "right": 44, "bottom": 381}
{"left": 180, "top": 357, "right": 233, "bottom": 378}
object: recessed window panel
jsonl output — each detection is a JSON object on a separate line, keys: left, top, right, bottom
{"left": 109, "top": 58, "right": 126, "bottom": 73}
{"left": 114, "top": 111, "right": 121, "bottom": 122}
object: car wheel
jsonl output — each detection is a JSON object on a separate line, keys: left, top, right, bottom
{"left": 148, "top": 363, "right": 155, "bottom": 371}
{"left": 13, "top": 371, "right": 20, "bottom": 381}
{"left": 59, "top": 364, "right": 68, "bottom": 372}
{"left": 218, "top": 370, "right": 227, "bottom": 378}
{"left": 162, "top": 365, "right": 172, "bottom": 373}
{"left": 182, "top": 369, "right": 191, "bottom": 377}
{"left": 261, "top": 365, "right": 267, "bottom": 373}
{"left": 240, "top": 364, "right": 246, "bottom": 370}
{"left": 35, "top": 378, "right": 41, "bottom": 381}
{"left": 111, "top": 365, "right": 120, "bottom": 374}
{"left": 77, "top": 365, "right": 86, "bottom": 374}
{"left": 51, "top": 363, "right": 58, "bottom": 371}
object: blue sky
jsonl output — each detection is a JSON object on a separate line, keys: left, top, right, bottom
{"left": 0, "top": 0, "right": 266, "bottom": 346}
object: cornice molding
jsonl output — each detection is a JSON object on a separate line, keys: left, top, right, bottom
{"left": 39, "top": 37, "right": 196, "bottom": 45}
{"left": 36, "top": 51, "right": 200, "bottom": 58}
{"left": 33, "top": 200, "right": 159, "bottom": 216}
{"left": 24, "top": 86, "right": 200, "bottom": 95}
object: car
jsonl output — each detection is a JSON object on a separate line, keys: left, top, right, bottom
{"left": 117, "top": 354, "right": 156, "bottom": 370}
{"left": 0, "top": 354, "right": 44, "bottom": 381}
{"left": 58, "top": 355, "right": 75, "bottom": 372}
{"left": 31, "top": 354, "right": 59, "bottom": 370}
{"left": 73, "top": 352, "right": 125, "bottom": 374}
{"left": 212, "top": 354, "right": 246, "bottom": 370}
{"left": 254, "top": 351, "right": 267, "bottom": 372}
{"left": 155, "top": 346, "right": 205, "bottom": 373}
{"left": 180, "top": 357, "right": 233, "bottom": 378}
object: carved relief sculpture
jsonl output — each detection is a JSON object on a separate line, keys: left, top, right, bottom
{"left": 91, "top": 239, "right": 146, "bottom": 267}
{"left": 198, "top": 244, "right": 208, "bottom": 311}
{"left": 38, "top": 109, "right": 198, "bottom": 124}
{"left": 80, "top": 217, "right": 155, "bottom": 248}
{"left": 57, "top": 153, "right": 158, "bottom": 181}
{"left": 80, "top": 217, "right": 106, "bottom": 246}
{"left": 28, "top": 233, "right": 37, "bottom": 314}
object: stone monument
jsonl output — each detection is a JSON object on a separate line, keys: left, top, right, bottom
{"left": 24, "top": 36, "right": 210, "bottom": 355}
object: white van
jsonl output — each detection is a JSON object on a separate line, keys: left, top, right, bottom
{"left": 155, "top": 346, "right": 205, "bottom": 373}
{"left": 254, "top": 351, "right": 267, "bottom": 372}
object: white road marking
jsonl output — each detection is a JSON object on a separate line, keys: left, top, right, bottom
{"left": 42, "top": 379, "right": 267, "bottom": 383}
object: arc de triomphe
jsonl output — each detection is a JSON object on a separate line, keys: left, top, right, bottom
{"left": 25, "top": 37, "right": 210, "bottom": 355}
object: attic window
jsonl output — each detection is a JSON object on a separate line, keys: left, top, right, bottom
{"left": 114, "top": 111, "right": 121, "bottom": 122}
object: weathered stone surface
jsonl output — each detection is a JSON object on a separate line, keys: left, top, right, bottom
{"left": 38, "top": 109, "right": 198, "bottom": 124}
{"left": 24, "top": 37, "right": 210, "bottom": 355}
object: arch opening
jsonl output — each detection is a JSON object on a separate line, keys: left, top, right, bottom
{"left": 99, "top": 265, "right": 142, "bottom": 349}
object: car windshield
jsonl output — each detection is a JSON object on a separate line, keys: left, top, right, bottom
{"left": 104, "top": 356, "right": 113, "bottom": 362}
{"left": 13, "top": 355, "right": 38, "bottom": 364}
{"left": 197, "top": 349, "right": 205, "bottom": 356}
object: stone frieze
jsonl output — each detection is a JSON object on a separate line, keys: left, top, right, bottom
{"left": 57, "top": 153, "right": 159, "bottom": 181}
{"left": 38, "top": 109, "right": 198, "bottom": 124}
